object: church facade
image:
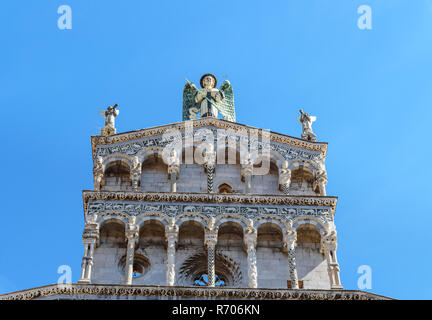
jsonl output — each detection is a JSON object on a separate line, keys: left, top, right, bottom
{"left": 0, "top": 75, "right": 388, "bottom": 300}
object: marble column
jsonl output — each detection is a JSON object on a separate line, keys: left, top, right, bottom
{"left": 165, "top": 219, "right": 179, "bottom": 286}
{"left": 279, "top": 161, "right": 291, "bottom": 195}
{"left": 284, "top": 230, "right": 299, "bottom": 289}
{"left": 93, "top": 156, "right": 104, "bottom": 191}
{"left": 125, "top": 223, "right": 139, "bottom": 285}
{"left": 78, "top": 218, "right": 99, "bottom": 284}
{"left": 314, "top": 170, "right": 327, "bottom": 196}
{"left": 130, "top": 156, "right": 141, "bottom": 191}
{"left": 244, "top": 223, "right": 258, "bottom": 288}
{"left": 241, "top": 157, "right": 253, "bottom": 194}
{"left": 321, "top": 231, "right": 343, "bottom": 289}
{"left": 167, "top": 149, "right": 180, "bottom": 193}
{"left": 168, "top": 165, "right": 179, "bottom": 193}
{"left": 204, "top": 150, "right": 216, "bottom": 194}
{"left": 205, "top": 220, "right": 218, "bottom": 287}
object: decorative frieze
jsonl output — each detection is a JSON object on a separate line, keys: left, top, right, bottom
{"left": 85, "top": 198, "right": 334, "bottom": 223}
{"left": 94, "top": 135, "right": 323, "bottom": 163}
{"left": 83, "top": 191, "right": 338, "bottom": 211}
{"left": 0, "top": 284, "right": 392, "bottom": 300}
{"left": 91, "top": 119, "right": 328, "bottom": 159}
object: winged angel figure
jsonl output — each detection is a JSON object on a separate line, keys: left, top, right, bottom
{"left": 182, "top": 74, "right": 235, "bottom": 122}
{"left": 99, "top": 104, "right": 119, "bottom": 136}
{"left": 297, "top": 109, "right": 317, "bottom": 141}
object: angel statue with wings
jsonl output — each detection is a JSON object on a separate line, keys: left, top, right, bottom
{"left": 99, "top": 104, "right": 119, "bottom": 136}
{"left": 297, "top": 109, "right": 317, "bottom": 142}
{"left": 183, "top": 74, "right": 236, "bottom": 122}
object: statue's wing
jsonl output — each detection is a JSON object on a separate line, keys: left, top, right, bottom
{"left": 218, "top": 80, "right": 236, "bottom": 122}
{"left": 98, "top": 110, "right": 106, "bottom": 117}
{"left": 182, "top": 82, "right": 198, "bottom": 121}
{"left": 310, "top": 116, "right": 316, "bottom": 122}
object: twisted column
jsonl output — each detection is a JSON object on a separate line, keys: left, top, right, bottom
{"left": 205, "top": 219, "right": 218, "bottom": 287}
{"left": 165, "top": 219, "right": 179, "bottom": 286}
{"left": 204, "top": 149, "right": 216, "bottom": 194}
{"left": 321, "top": 231, "right": 343, "bottom": 289}
{"left": 284, "top": 230, "right": 299, "bottom": 289}
{"left": 279, "top": 161, "right": 291, "bottom": 195}
{"left": 125, "top": 222, "right": 139, "bottom": 285}
{"left": 244, "top": 221, "right": 258, "bottom": 288}
{"left": 78, "top": 217, "right": 99, "bottom": 283}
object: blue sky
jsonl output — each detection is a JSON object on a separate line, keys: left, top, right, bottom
{"left": 1, "top": 0, "right": 431, "bottom": 299}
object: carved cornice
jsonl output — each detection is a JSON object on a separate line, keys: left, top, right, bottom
{"left": 91, "top": 118, "right": 328, "bottom": 159}
{"left": 82, "top": 191, "right": 338, "bottom": 212}
{"left": 0, "top": 283, "right": 392, "bottom": 300}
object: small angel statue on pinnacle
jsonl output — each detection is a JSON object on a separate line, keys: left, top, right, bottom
{"left": 183, "top": 74, "right": 236, "bottom": 122}
{"left": 99, "top": 104, "right": 119, "bottom": 136}
{"left": 297, "top": 109, "right": 317, "bottom": 142}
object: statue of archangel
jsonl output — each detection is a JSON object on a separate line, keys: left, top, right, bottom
{"left": 182, "top": 74, "right": 235, "bottom": 122}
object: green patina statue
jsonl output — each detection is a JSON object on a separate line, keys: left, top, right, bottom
{"left": 182, "top": 74, "right": 235, "bottom": 122}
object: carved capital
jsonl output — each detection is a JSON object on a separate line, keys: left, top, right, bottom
{"left": 244, "top": 232, "right": 257, "bottom": 249}
{"left": 205, "top": 231, "right": 218, "bottom": 247}
{"left": 241, "top": 164, "right": 253, "bottom": 177}
{"left": 82, "top": 220, "right": 99, "bottom": 242}
{"left": 283, "top": 230, "right": 297, "bottom": 251}
{"left": 316, "top": 170, "right": 327, "bottom": 184}
{"left": 279, "top": 170, "right": 291, "bottom": 186}
{"left": 244, "top": 221, "right": 257, "bottom": 248}
{"left": 126, "top": 223, "right": 139, "bottom": 244}
{"left": 204, "top": 151, "right": 216, "bottom": 169}
{"left": 165, "top": 218, "right": 179, "bottom": 236}
{"left": 278, "top": 161, "right": 291, "bottom": 184}
{"left": 201, "top": 143, "right": 216, "bottom": 169}
{"left": 321, "top": 230, "right": 338, "bottom": 251}
{"left": 168, "top": 165, "right": 179, "bottom": 178}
